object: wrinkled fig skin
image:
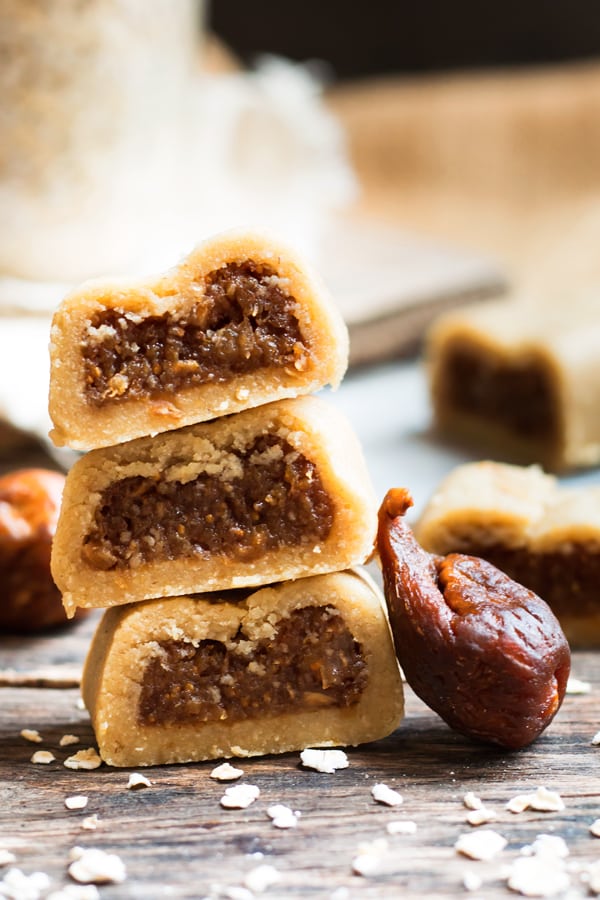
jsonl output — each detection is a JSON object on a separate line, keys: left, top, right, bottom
{"left": 377, "top": 487, "right": 571, "bottom": 750}
{"left": 0, "top": 468, "right": 88, "bottom": 632}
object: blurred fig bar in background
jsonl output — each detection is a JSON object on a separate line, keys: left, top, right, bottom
{"left": 426, "top": 297, "right": 600, "bottom": 471}
{"left": 49, "top": 230, "right": 348, "bottom": 451}
{"left": 414, "top": 460, "right": 600, "bottom": 647}
{"left": 52, "top": 397, "right": 378, "bottom": 617}
{"left": 82, "top": 570, "right": 404, "bottom": 766}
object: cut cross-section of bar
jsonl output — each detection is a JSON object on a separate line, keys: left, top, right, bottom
{"left": 51, "top": 397, "right": 378, "bottom": 617}
{"left": 81, "top": 570, "right": 404, "bottom": 766}
{"left": 49, "top": 230, "right": 348, "bottom": 450}
{"left": 426, "top": 297, "right": 600, "bottom": 471}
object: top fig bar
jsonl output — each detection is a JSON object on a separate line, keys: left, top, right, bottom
{"left": 49, "top": 230, "right": 349, "bottom": 450}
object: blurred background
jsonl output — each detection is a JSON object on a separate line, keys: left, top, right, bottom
{"left": 2, "top": 0, "right": 600, "bottom": 639}
{"left": 212, "top": 1, "right": 600, "bottom": 77}
{"left": 211, "top": 0, "right": 600, "bottom": 276}
{"left": 2, "top": 0, "right": 600, "bottom": 448}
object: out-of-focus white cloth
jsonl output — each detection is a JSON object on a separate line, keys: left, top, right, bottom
{"left": 0, "top": 57, "right": 356, "bottom": 314}
{"left": 0, "top": 55, "right": 503, "bottom": 456}
{"left": 0, "top": 55, "right": 357, "bottom": 451}
{"left": 0, "top": 316, "right": 54, "bottom": 442}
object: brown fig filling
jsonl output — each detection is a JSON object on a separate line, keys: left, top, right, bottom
{"left": 82, "top": 262, "right": 310, "bottom": 406}
{"left": 138, "top": 605, "right": 368, "bottom": 726}
{"left": 81, "top": 435, "right": 334, "bottom": 570}
{"left": 439, "top": 345, "right": 559, "bottom": 441}
{"left": 458, "top": 542, "right": 600, "bottom": 621}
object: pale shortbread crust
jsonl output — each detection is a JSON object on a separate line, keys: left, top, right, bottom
{"left": 49, "top": 229, "right": 348, "bottom": 451}
{"left": 415, "top": 460, "right": 600, "bottom": 645}
{"left": 51, "top": 396, "right": 378, "bottom": 617}
{"left": 81, "top": 570, "right": 404, "bottom": 766}
{"left": 427, "top": 298, "right": 600, "bottom": 471}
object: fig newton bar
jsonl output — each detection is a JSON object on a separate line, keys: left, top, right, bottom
{"left": 415, "top": 460, "right": 600, "bottom": 647}
{"left": 51, "top": 397, "right": 378, "bottom": 617}
{"left": 81, "top": 571, "right": 404, "bottom": 767}
{"left": 426, "top": 297, "right": 600, "bottom": 471}
{"left": 49, "top": 230, "right": 348, "bottom": 451}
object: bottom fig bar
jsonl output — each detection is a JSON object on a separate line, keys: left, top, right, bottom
{"left": 82, "top": 570, "right": 404, "bottom": 767}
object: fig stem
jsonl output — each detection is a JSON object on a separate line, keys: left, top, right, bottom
{"left": 380, "top": 488, "right": 413, "bottom": 521}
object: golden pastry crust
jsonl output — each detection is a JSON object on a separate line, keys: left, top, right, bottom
{"left": 81, "top": 570, "right": 404, "bottom": 767}
{"left": 415, "top": 460, "right": 600, "bottom": 646}
{"left": 52, "top": 396, "right": 378, "bottom": 617}
{"left": 426, "top": 297, "right": 600, "bottom": 471}
{"left": 49, "top": 229, "right": 349, "bottom": 451}
{"left": 415, "top": 461, "right": 558, "bottom": 553}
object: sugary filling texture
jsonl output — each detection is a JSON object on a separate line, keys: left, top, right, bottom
{"left": 138, "top": 604, "right": 368, "bottom": 726}
{"left": 82, "top": 262, "right": 310, "bottom": 405}
{"left": 81, "top": 436, "right": 334, "bottom": 570}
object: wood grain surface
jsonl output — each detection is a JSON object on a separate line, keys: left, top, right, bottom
{"left": 2, "top": 617, "right": 600, "bottom": 899}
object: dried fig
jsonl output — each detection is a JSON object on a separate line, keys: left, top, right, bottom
{"left": 377, "top": 487, "right": 570, "bottom": 750}
{"left": 0, "top": 468, "right": 87, "bottom": 631}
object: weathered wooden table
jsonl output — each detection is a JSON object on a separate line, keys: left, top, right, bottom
{"left": 2, "top": 610, "right": 600, "bottom": 899}
{"left": 2, "top": 362, "right": 600, "bottom": 899}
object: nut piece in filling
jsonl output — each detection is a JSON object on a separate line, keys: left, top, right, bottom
{"left": 414, "top": 460, "right": 600, "bottom": 648}
{"left": 426, "top": 297, "right": 600, "bottom": 471}
{"left": 49, "top": 230, "right": 349, "bottom": 450}
{"left": 51, "top": 396, "right": 379, "bottom": 616}
{"left": 81, "top": 571, "right": 404, "bottom": 766}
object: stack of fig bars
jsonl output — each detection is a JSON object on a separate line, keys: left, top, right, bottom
{"left": 49, "top": 230, "right": 404, "bottom": 767}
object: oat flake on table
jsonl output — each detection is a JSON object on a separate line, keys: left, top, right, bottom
{"left": 266, "top": 804, "right": 299, "bottom": 829}
{"left": 31, "top": 750, "right": 55, "bottom": 764}
{"left": 127, "top": 772, "right": 151, "bottom": 790}
{"left": 463, "top": 791, "right": 483, "bottom": 811}
{"left": 64, "top": 748, "right": 102, "bottom": 771}
{"left": 466, "top": 806, "right": 497, "bottom": 826}
{"left": 462, "top": 870, "right": 483, "bottom": 892}
{"left": 371, "top": 783, "right": 403, "bottom": 807}
{"left": 566, "top": 676, "right": 591, "bottom": 694}
{"left": 68, "top": 847, "right": 126, "bottom": 885}
{"left": 0, "top": 849, "right": 16, "bottom": 867}
{"left": 386, "top": 820, "right": 417, "bottom": 835}
{"left": 521, "top": 835, "right": 569, "bottom": 859}
{"left": 243, "top": 864, "right": 280, "bottom": 893}
{"left": 506, "top": 786, "right": 565, "bottom": 814}
{"left": 220, "top": 784, "right": 260, "bottom": 809}
{"left": 507, "top": 853, "right": 570, "bottom": 897}
{"left": 65, "top": 795, "right": 88, "bottom": 811}
{"left": 454, "top": 829, "right": 507, "bottom": 861}
{"left": 20, "top": 728, "right": 42, "bottom": 743}
{"left": 0, "top": 867, "right": 50, "bottom": 898}
{"left": 59, "top": 734, "right": 80, "bottom": 747}
{"left": 300, "top": 748, "right": 349, "bottom": 774}
{"left": 210, "top": 762, "right": 244, "bottom": 781}
{"left": 352, "top": 839, "right": 390, "bottom": 877}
